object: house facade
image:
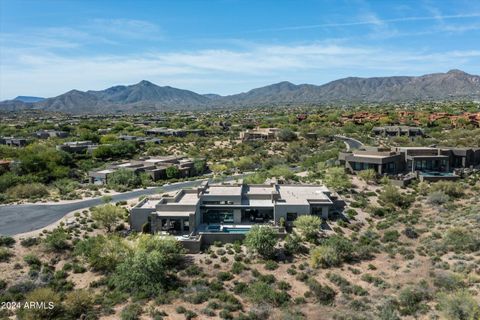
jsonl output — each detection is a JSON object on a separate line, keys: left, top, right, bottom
{"left": 339, "top": 146, "right": 480, "bottom": 179}
{"left": 88, "top": 156, "right": 201, "bottom": 184}
{"left": 130, "top": 182, "right": 344, "bottom": 235}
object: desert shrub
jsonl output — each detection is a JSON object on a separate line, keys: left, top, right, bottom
{"left": 246, "top": 281, "right": 290, "bottom": 307}
{"left": 244, "top": 226, "right": 278, "bottom": 259}
{"left": 64, "top": 289, "right": 94, "bottom": 318}
{"left": 16, "top": 287, "right": 62, "bottom": 319}
{"left": 217, "top": 272, "right": 233, "bottom": 282}
{"left": 231, "top": 261, "right": 245, "bottom": 274}
{"left": 358, "top": 169, "right": 377, "bottom": 183}
{"left": 284, "top": 234, "right": 303, "bottom": 255}
{"left": 294, "top": 215, "right": 322, "bottom": 242}
{"left": 307, "top": 278, "right": 336, "bottom": 305}
{"left": 264, "top": 260, "right": 278, "bottom": 270}
{"left": 121, "top": 303, "right": 143, "bottom": 320}
{"left": 310, "top": 236, "right": 354, "bottom": 268}
{"left": 433, "top": 271, "right": 465, "bottom": 291}
{"left": 44, "top": 228, "right": 69, "bottom": 251}
{"left": 438, "top": 290, "right": 480, "bottom": 320}
{"left": 430, "top": 181, "right": 464, "bottom": 198}
{"left": 427, "top": 190, "right": 450, "bottom": 205}
{"left": 382, "top": 230, "right": 400, "bottom": 243}
{"left": 397, "top": 284, "right": 431, "bottom": 316}
{"left": 20, "top": 237, "right": 39, "bottom": 247}
{"left": 112, "top": 235, "right": 183, "bottom": 297}
{"left": 443, "top": 227, "right": 479, "bottom": 252}
{"left": 379, "top": 184, "right": 413, "bottom": 208}
{"left": 403, "top": 227, "right": 418, "bottom": 239}
{"left": 6, "top": 183, "right": 49, "bottom": 199}
{"left": 75, "top": 235, "right": 130, "bottom": 272}
{"left": 0, "top": 236, "right": 16, "bottom": 247}
{"left": 0, "top": 248, "right": 12, "bottom": 262}
{"left": 23, "top": 254, "right": 41, "bottom": 267}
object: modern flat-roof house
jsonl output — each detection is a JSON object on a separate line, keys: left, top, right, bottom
{"left": 130, "top": 182, "right": 344, "bottom": 237}
{"left": 339, "top": 146, "right": 480, "bottom": 181}
{"left": 372, "top": 126, "right": 424, "bottom": 138}
{"left": 56, "top": 141, "right": 98, "bottom": 154}
{"left": 118, "top": 135, "right": 162, "bottom": 145}
{"left": 88, "top": 156, "right": 200, "bottom": 185}
{"left": 144, "top": 128, "right": 205, "bottom": 137}
{"left": 34, "top": 130, "right": 69, "bottom": 139}
{"left": 240, "top": 128, "right": 281, "bottom": 141}
{"left": 0, "top": 136, "right": 28, "bottom": 147}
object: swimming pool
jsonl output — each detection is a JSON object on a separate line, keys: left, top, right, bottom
{"left": 420, "top": 171, "right": 457, "bottom": 177}
{"left": 204, "top": 225, "right": 251, "bottom": 234}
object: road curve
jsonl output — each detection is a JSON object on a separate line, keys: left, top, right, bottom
{"left": 333, "top": 135, "right": 364, "bottom": 151}
{"left": 0, "top": 175, "right": 244, "bottom": 236}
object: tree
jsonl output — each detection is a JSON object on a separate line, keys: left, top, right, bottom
{"left": 108, "top": 168, "right": 141, "bottom": 189}
{"left": 358, "top": 169, "right": 377, "bottom": 184}
{"left": 193, "top": 159, "right": 206, "bottom": 175}
{"left": 75, "top": 235, "right": 130, "bottom": 272}
{"left": 323, "top": 167, "right": 351, "bottom": 190}
{"left": 91, "top": 204, "right": 125, "bottom": 232}
{"left": 277, "top": 128, "right": 297, "bottom": 142}
{"left": 244, "top": 225, "right": 278, "bottom": 259}
{"left": 235, "top": 156, "right": 255, "bottom": 171}
{"left": 112, "top": 235, "right": 183, "bottom": 296}
{"left": 165, "top": 166, "right": 180, "bottom": 179}
{"left": 293, "top": 215, "right": 322, "bottom": 242}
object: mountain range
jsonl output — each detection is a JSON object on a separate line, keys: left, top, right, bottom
{"left": 1, "top": 70, "right": 479, "bottom": 114}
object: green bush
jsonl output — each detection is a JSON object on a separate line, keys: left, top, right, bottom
{"left": 20, "top": 237, "right": 38, "bottom": 247}
{"left": 112, "top": 235, "right": 183, "bottom": 297}
{"left": 307, "top": 278, "right": 336, "bottom": 305}
{"left": 0, "top": 236, "right": 16, "bottom": 247}
{"left": 74, "top": 235, "right": 130, "bottom": 272}
{"left": 244, "top": 225, "right": 278, "bottom": 259}
{"left": 44, "top": 228, "right": 69, "bottom": 251}
{"left": 0, "top": 248, "right": 12, "bottom": 262}
{"left": 294, "top": 215, "right": 322, "bottom": 242}
{"left": 438, "top": 290, "right": 480, "bottom": 320}
{"left": 64, "top": 289, "right": 94, "bottom": 318}
{"left": 443, "top": 227, "right": 479, "bottom": 252}
{"left": 6, "top": 183, "right": 49, "bottom": 199}
{"left": 121, "top": 303, "right": 143, "bottom": 320}
{"left": 246, "top": 281, "right": 290, "bottom": 306}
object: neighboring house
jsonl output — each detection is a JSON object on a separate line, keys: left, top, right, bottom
{"left": 144, "top": 128, "right": 205, "bottom": 137}
{"left": 88, "top": 156, "right": 201, "bottom": 185}
{"left": 339, "top": 146, "right": 480, "bottom": 181}
{"left": 0, "top": 136, "right": 28, "bottom": 147}
{"left": 240, "top": 128, "right": 281, "bottom": 141}
{"left": 130, "top": 182, "right": 345, "bottom": 236}
{"left": 372, "top": 126, "right": 424, "bottom": 138}
{"left": 34, "top": 130, "right": 69, "bottom": 139}
{"left": 56, "top": 141, "right": 98, "bottom": 154}
{"left": 118, "top": 135, "right": 162, "bottom": 144}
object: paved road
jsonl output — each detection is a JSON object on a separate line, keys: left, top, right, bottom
{"left": 333, "top": 135, "right": 364, "bottom": 151}
{"left": 0, "top": 175, "right": 244, "bottom": 236}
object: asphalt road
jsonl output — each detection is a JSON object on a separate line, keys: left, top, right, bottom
{"left": 333, "top": 135, "right": 364, "bottom": 151}
{"left": 0, "top": 175, "right": 244, "bottom": 236}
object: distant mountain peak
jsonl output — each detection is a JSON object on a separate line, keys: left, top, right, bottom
{"left": 447, "top": 69, "right": 467, "bottom": 75}
{"left": 1, "top": 70, "right": 479, "bottom": 114}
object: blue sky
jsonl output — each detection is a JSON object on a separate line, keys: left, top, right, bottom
{"left": 1, "top": 0, "right": 480, "bottom": 99}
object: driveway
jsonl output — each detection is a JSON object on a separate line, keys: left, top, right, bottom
{"left": 333, "top": 135, "right": 364, "bottom": 151}
{"left": 0, "top": 175, "right": 244, "bottom": 236}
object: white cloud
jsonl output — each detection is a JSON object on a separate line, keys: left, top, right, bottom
{"left": 1, "top": 42, "right": 479, "bottom": 99}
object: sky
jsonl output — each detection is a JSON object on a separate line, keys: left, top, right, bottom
{"left": 1, "top": 0, "right": 480, "bottom": 100}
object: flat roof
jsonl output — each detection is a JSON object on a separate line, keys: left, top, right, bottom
{"left": 203, "top": 185, "right": 242, "bottom": 196}
{"left": 246, "top": 186, "right": 275, "bottom": 195}
{"left": 176, "top": 191, "right": 200, "bottom": 204}
{"left": 278, "top": 185, "right": 331, "bottom": 205}
{"left": 351, "top": 154, "right": 397, "bottom": 159}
